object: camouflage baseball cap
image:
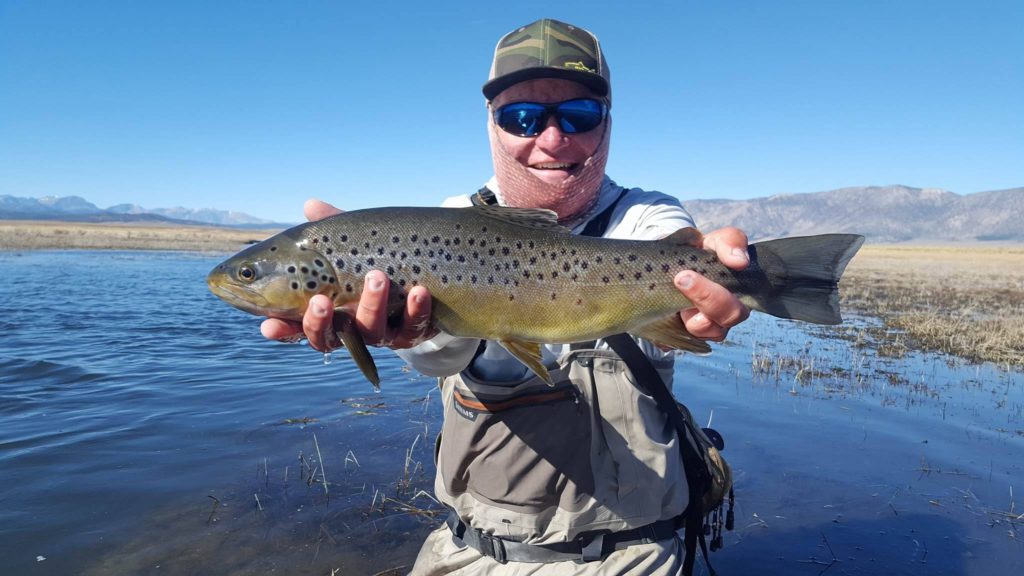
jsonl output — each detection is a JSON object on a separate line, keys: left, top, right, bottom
{"left": 483, "top": 19, "right": 610, "bottom": 102}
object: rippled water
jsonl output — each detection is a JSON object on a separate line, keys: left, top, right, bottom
{"left": 1, "top": 250, "right": 1022, "bottom": 575}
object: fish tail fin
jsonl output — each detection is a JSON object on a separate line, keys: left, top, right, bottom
{"left": 747, "top": 234, "right": 865, "bottom": 325}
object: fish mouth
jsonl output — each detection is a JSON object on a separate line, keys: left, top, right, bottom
{"left": 207, "top": 275, "right": 302, "bottom": 320}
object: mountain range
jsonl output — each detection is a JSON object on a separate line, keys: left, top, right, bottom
{"left": 2, "top": 185, "right": 1022, "bottom": 242}
{"left": 0, "top": 195, "right": 287, "bottom": 228}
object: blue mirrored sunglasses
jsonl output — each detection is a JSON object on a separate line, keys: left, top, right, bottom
{"left": 492, "top": 98, "right": 607, "bottom": 137}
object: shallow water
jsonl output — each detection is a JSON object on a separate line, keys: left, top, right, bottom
{"left": 0, "top": 251, "right": 1021, "bottom": 575}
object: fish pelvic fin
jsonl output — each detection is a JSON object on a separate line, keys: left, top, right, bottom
{"left": 498, "top": 339, "right": 554, "bottom": 386}
{"left": 632, "top": 314, "right": 712, "bottom": 354}
{"left": 747, "top": 234, "right": 865, "bottom": 325}
{"left": 333, "top": 309, "right": 381, "bottom": 390}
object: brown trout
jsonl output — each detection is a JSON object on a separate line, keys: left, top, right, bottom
{"left": 207, "top": 205, "right": 864, "bottom": 386}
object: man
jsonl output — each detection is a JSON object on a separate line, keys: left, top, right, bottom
{"left": 262, "top": 19, "right": 750, "bottom": 575}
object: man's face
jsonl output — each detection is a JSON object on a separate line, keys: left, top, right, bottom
{"left": 489, "top": 78, "right": 607, "bottom": 188}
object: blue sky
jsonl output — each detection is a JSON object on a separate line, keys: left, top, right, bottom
{"left": 1, "top": 0, "right": 1021, "bottom": 223}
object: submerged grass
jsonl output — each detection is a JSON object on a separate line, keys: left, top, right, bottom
{"left": 840, "top": 244, "right": 1024, "bottom": 368}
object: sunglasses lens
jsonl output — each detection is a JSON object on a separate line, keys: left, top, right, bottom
{"left": 495, "top": 103, "right": 547, "bottom": 137}
{"left": 494, "top": 99, "right": 605, "bottom": 137}
{"left": 556, "top": 99, "right": 605, "bottom": 134}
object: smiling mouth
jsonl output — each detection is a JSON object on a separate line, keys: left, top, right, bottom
{"left": 530, "top": 162, "right": 579, "bottom": 171}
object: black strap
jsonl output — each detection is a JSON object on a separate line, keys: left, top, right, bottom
{"left": 447, "top": 510, "right": 679, "bottom": 564}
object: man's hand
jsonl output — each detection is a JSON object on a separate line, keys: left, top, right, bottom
{"left": 259, "top": 199, "right": 437, "bottom": 352}
{"left": 672, "top": 226, "right": 751, "bottom": 341}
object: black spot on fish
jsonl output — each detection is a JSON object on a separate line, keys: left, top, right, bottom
{"left": 634, "top": 272, "right": 642, "bottom": 280}
{"left": 494, "top": 264, "right": 501, "bottom": 271}
{"left": 428, "top": 250, "right": 435, "bottom": 257}
{"left": 468, "top": 238, "right": 475, "bottom": 246}
{"left": 270, "top": 246, "right": 277, "bottom": 252}
{"left": 355, "top": 264, "right": 363, "bottom": 273}
{"left": 311, "top": 238, "right": 319, "bottom": 244}
{"left": 495, "top": 236, "right": 501, "bottom": 243}
{"left": 551, "top": 271, "right": 559, "bottom": 279}
{"left": 697, "top": 268, "right": 707, "bottom": 275}
{"left": 329, "top": 277, "right": 336, "bottom": 284}
{"left": 618, "top": 273, "right": 625, "bottom": 280}
{"left": 445, "top": 254, "right": 452, "bottom": 262}
{"left": 576, "top": 298, "right": 582, "bottom": 306}
{"left": 321, "top": 274, "right": 328, "bottom": 281}
{"left": 398, "top": 279, "right": 406, "bottom": 287}
{"left": 345, "top": 283, "right": 353, "bottom": 292}
{"left": 649, "top": 283, "right": 656, "bottom": 291}
{"left": 595, "top": 256, "right": 603, "bottom": 263}
{"left": 718, "top": 270, "right": 728, "bottom": 278}
{"left": 602, "top": 276, "right": 610, "bottom": 283}
{"left": 377, "top": 247, "right": 385, "bottom": 255}
{"left": 488, "top": 276, "right": 494, "bottom": 284}
{"left": 551, "top": 293, "right": 557, "bottom": 300}
{"left": 581, "top": 261, "right": 589, "bottom": 270}
{"left": 387, "top": 266, "right": 395, "bottom": 275}
{"left": 291, "top": 282, "right": 299, "bottom": 289}
{"left": 508, "top": 294, "right": 514, "bottom": 301}
{"left": 479, "top": 240, "right": 487, "bottom": 247}
{"left": 326, "top": 247, "right": 333, "bottom": 255}
{"left": 455, "top": 224, "right": 462, "bottom": 230}
{"left": 537, "top": 273, "right": 544, "bottom": 280}
{"left": 371, "top": 230, "right": 378, "bottom": 237}
{"left": 412, "top": 265, "right": 421, "bottom": 274}
{"left": 662, "top": 263, "right": 670, "bottom": 273}
{"left": 457, "top": 255, "right": 465, "bottom": 263}
{"left": 512, "top": 260, "right": 519, "bottom": 269}
{"left": 364, "top": 242, "right": 371, "bottom": 249}
{"left": 562, "top": 262, "right": 571, "bottom": 272}
{"left": 571, "top": 273, "right": 578, "bottom": 281}
{"left": 431, "top": 236, "right": 440, "bottom": 243}
{"left": 628, "top": 254, "right": 637, "bottom": 262}
{"left": 456, "top": 274, "right": 462, "bottom": 281}
{"left": 689, "top": 255, "right": 699, "bottom": 262}
{"left": 410, "top": 234, "right": 418, "bottom": 242}
{"left": 287, "top": 265, "right": 296, "bottom": 273}
{"left": 306, "top": 281, "right": 317, "bottom": 289}
{"left": 523, "top": 270, "right": 531, "bottom": 278}
{"left": 645, "top": 264, "right": 653, "bottom": 273}
{"left": 472, "top": 251, "right": 479, "bottom": 259}
{"left": 314, "top": 259, "right": 324, "bottom": 267}
{"left": 335, "top": 259, "right": 345, "bottom": 269}
{"left": 550, "top": 253, "right": 557, "bottom": 261}
{"left": 515, "top": 241, "right": 522, "bottom": 249}
{"left": 529, "top": 257, "right": 537, "bottom": 265}
{"left": 481, "top": 226, "right": 488, "bottom": 233}
{"left": 431, "top": 264, "right": 438, "bottom": 271}
{"left": 350, "top": 248, "right": 359, "bottom": 256}
{"left": 471, "top": 275, "right": 477, "bottom": 284}
{"left": 301, "top": 266, "right": 309, "bottom": 274}
{"left": 502, "top": 247, "right": 510, "bottom": 255}
{"left": 571, "top": 249, "right": 577, "bottom": 256}
{"left": 392, "top": 236, "right": 399, "bottom": 243}
{"left": 400, "top": 252, "right": 407, "bottom": 259}
{"left": 488, "top": 248, "right": 496, "bottom": 256}
{"left": 441, "top": 275, "right": 448, "bottom": 283}
{"left": 528, "top": 241, "right": 535, "bottom": 249}
{"left": 389, "top": 250, "right": 397, "bottom": 258}
{"left": 453, "top": 238, "right": 461, "bottom": 245}
{"left": 367, "top": 257, "right": 375, "bottom": 266}
{"left": 341, "top": 234, "right": 348, "bottom": 242}
{"left": 444, "top": 239, "right": 450, "bottom": 246}
{"left": 614, "top": 257, "right": 621, "bottom": 265}
{"left": 414, "top": 248, "right": 421, "bottom": 256}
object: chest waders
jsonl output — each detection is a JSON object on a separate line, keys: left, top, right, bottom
{"left": 445, "top": 188, "right": 735, "bottom": 574}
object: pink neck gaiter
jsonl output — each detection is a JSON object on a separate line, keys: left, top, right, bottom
{"left": 488, "top": 117, "right": 611, "bottom": 225}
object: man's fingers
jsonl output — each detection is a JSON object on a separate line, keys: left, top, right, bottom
{"left": 355, "top": 271, "right": 389, "bottom": 346}
{"left": 301, "top": 294, "right": 335, "bottom": 351}
{"left": 303, "top": 198, "right": 343, "bottom": 222}
{"left": 261, "top": 318, "right": 302, "bottom": 341}
{"left": 674, "top": 270, "right": 750, "bottom": 339}
{"left": 680, "top": 308, "right": 727, "bottom": 342}
{"left": 702, "top": 227, "right": 750, "bottom": 270}
{"left": 394, "top": 286, "right": 435, "bottom": 348}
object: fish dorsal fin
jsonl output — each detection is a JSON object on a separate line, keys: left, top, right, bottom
{"left": 663, "top": 226, "right": 703, "bottom": 246}
{"left": 468, "top": 205, "right": 570, "bottom": 233}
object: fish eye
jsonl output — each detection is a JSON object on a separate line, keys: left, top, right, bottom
{"left": 238, "top": 265, "right": 256, "bottom": 282}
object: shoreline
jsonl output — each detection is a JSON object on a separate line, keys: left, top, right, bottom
{"left": 0, "top": 220, "right": 283, "bottom": 253}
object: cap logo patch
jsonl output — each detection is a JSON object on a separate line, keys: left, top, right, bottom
{"left": 563, "top": 61, "right": 595, "bottom": 73}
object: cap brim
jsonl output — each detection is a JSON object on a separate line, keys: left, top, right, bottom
{"left": 483, "top": 67, "right": 609, "bottom": 101}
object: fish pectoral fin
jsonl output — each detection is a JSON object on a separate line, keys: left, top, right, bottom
{"left": 333, "top": 309, "right": 381, "bottom": 390}
{"left": 498, "top": 339, "right": 554, "bottom": 386}
{"left": 632, "top": 314, "right": 712, "bottom": 355}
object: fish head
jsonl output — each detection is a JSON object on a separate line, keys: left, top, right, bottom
{"left": 207, "top": 232, "right": 349, "bottom": 320}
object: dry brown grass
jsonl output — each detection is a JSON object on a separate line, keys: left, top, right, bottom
{"left": 0, "top": 220, "right": 281, "bottom": 252}
{"left": 841, "top": 244, "right": 1024, "bottom": 367}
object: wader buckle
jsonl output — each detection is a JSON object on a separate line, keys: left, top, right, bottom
{"left": 479, "top": 531, "right": 508, "bottom": 564}
{"left": 580, "top": 533, "right": 605, "bottom": 562}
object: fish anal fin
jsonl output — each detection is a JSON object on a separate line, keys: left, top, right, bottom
{"left": 333, "top": 309, "right": 381, "bottom": 390}
{"left": 498, "top": 339, "right": 554, "bottom": 385}
{"left": 632, "top": 314, "right": 712, "bottom": 355}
